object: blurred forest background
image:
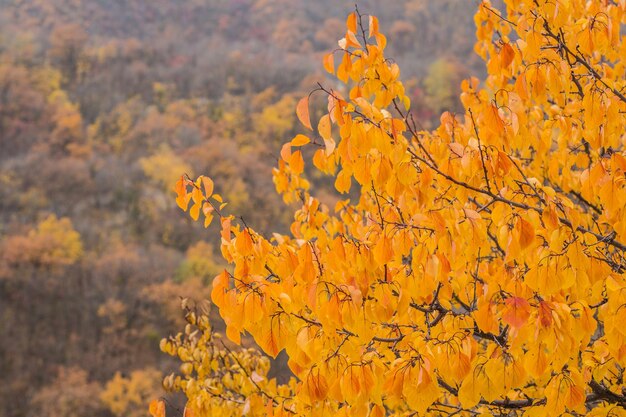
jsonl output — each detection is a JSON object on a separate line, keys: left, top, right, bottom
{"left": 0, "top": 0, "right": 488, "bottom": 416}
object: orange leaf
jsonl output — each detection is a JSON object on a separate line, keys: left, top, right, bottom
{"left": 280, "top": 142, "right": 292, "bottom": 161}
{"left": 323, "top": 52, "right": 334, "bottom": 74}
{"left": 211, "top": 270, "right": 229, "bottom": 308}
{"left": 335, "top": 169, "right": 351, "bottom": 193}
{"left": 502, "top": 297, "right": 531, "bottom": 329}
{"left": 345, "top": 30, "right": 361, "bottom": 48}
{"left": 174, "top": 175, "right": 185, "bottom": 196}
{"left": 538, "top": 301, "right": 553, "bottom": 328}
{"left": 290, "top": 150, "right": 304, "bottom": 175}
{"left": 291, "top": 134, "right": 310, "bottom": 146}
{"left": 176, "top": 192, "right": 191, "bottom": 211}
{"left": 183, "top": 406, "right": 195, "bottom": 417}
{"left": 346, "top": 12, "right": 357, "bottom": 33}
{"left": 235, "top": 229, "right": 254, "bottom": 255}
{"left": 517, "top": 217, "right": 535, "bottom": 249}
{"left": 201, "top": 176, "right": 214, "bottom": 197}
{"left": 149, "top": 400, "right": 166, "bottom": 417}
{"left": 296, "top": 96, "right": 312, "bottom": 130}
{"left": 500, "top": 42, "right": 515, "bottom": 68}
{"left": 369, "top": 15, "right": 379, "bottom": 37}
{"left": 189, "top": 202, "right": 201, "bottom": 221}
{"left": 318, "top": 114, "right": 331, "bottom": 141}
{"left": 484, "top": 104, "right": 505, "bottom": 135}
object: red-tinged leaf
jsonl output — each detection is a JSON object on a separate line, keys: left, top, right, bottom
{"left": 149, "top": 400, "right": 166, "bottom": 417}
{"left": 201, "top": 176, "right": 214, "bottom": 197}
{"left": 323, "top": 53, "right": 334, "bottom": 74}
{"left": 296, "top": 96, "right": 312, "bottom": 130}
{"left": 503, "top": 297, "right": 531, "bottom": 329}
{"left": 517, "top": 217, "right": 535, "bottom": 249}
{"left": 291, "top": 134, "right": 310, "bottom": 147}
{"left": 500, "top": 42, "right": 515, "bottom": 68}
{"left": 538, "top": 301, "right": 553, "bottom": 328}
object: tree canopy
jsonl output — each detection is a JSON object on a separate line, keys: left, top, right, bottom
{"left": 163, "top": 1, "right": 626, "bottom": 416}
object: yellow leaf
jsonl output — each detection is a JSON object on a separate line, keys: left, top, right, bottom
{"left": 203, "top": 212, "right": 214, "bottom": 228}
{"left": 291, "top": 134, "right": 310, "bottom": 147}
{"left": 324, "top": 137, "right": 336, "bottom": 156}
{"left": 458, "top": 371, "right": 482, "bottom": 409}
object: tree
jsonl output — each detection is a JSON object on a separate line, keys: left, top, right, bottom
{"left": 161, "top": 2, "right": 626, "bottom": 416}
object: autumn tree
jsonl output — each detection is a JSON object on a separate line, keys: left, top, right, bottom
{"left": 163, "top": 1, "right": 626, "bottom": 416}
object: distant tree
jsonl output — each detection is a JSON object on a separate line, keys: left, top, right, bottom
{"left": 49, "top": 23, "right": 88, "bottom": 81}
{"left": 422, "top": 57, "right": 465, "bottom": 115}
{"left": 101, "top": 368, "right": 162, "bottom": 417}
{"left": 31, "top": 367, "right": 105, "bottom": 417}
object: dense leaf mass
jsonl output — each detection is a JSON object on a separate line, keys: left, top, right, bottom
{"left": 0, "top": 1, "right": 484, "bottom": 416}
{"left": 170, "top": 1, "right": 626, "bottom": 416}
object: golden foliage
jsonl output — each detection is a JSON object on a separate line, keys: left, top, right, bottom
{"left": 1, "top": 214, "right": 83, "bottom": 268}
{"left": 169, "top": 2, "right": 626, "bottom": 416}
{"left": 101, "top": 368, "right": 162, "bottom": 417}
